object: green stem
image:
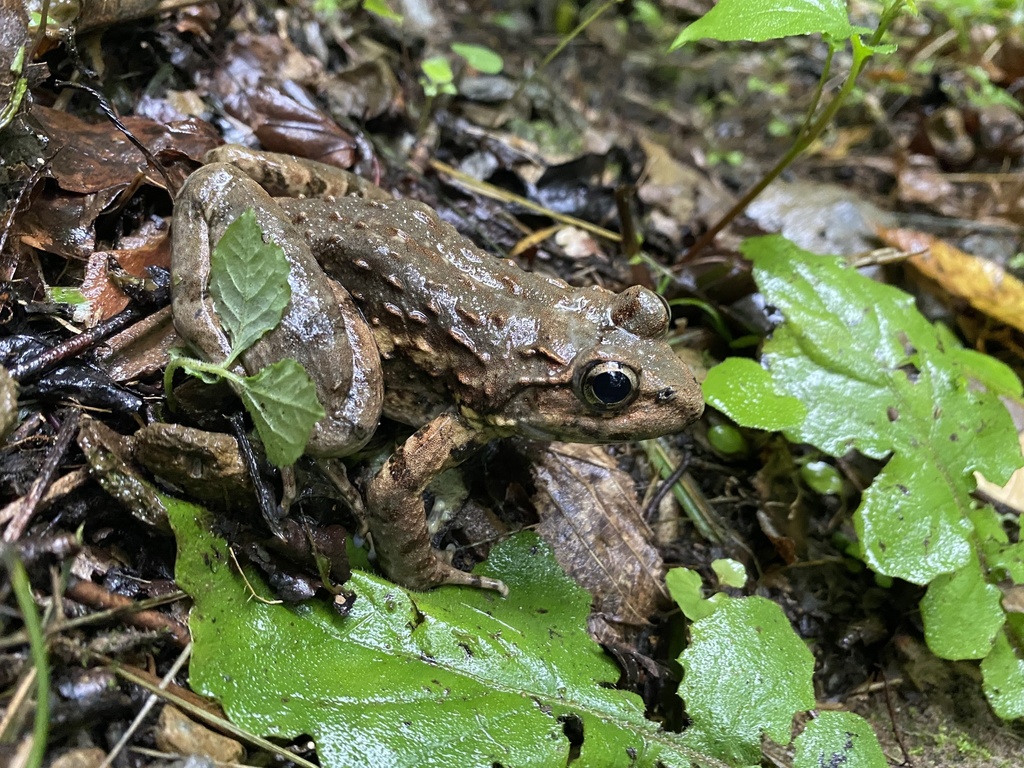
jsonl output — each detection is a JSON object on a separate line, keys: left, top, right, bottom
{"left": 513, "top": 0, "right": 623, "bottom": 102}
{"left": 163, "top": 354, "right": 242, "bottom": 411}
{"left": 686, "top": 35, "right": 875, "bottom": 259}
{"left": 6, "top": 552, "right": 49, "bottom": 768}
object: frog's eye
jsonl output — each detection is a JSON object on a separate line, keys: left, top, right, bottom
{"left": 579, "top": 361, "right": 639, "bottom": 410}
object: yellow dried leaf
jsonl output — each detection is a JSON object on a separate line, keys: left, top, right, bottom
{"left": 878, "top": 227, "right": 1024, "bottom": 333}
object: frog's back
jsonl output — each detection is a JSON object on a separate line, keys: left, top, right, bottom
{"left": 284, "top": 197, "right": 589, "bottom": 409}
{"left": 282, "top": 195, "right": 703, "bottom": 441}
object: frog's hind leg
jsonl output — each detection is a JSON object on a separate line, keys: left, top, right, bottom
{"left": 366, "top": 410, "right": 509, "bottom": 596}
{"left": 203, "top": 145, "right": 391, "bottom": 202}
{"left": 172, "top": 163, "right": 383, "bottom": 459}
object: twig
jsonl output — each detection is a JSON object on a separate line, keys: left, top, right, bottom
{"left": 99, "top": 643, "right": 193, "bottom": 768}
{"left": 7, "top": 305, "right": 147, "bottom": 383}
{"left": 64, "top": 579, "right": 191, "bottom": 647}
{"left": 2, "top": 410, "right": 80, "bottom": 542}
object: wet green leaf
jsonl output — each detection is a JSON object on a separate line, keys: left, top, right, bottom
{"left": 741, "top": 236, "right": 1022, "bottom": 585}
{"left": 666, "top": 568, "right": 715, "bottom": 622}
{"left": 793, "top": 712, "right": 886, "bottom": 768}
{"left": 800, "top": 460, "right": 843, "bottom": 496}
{"left": 172, "top": 501, "right": 716, "bottom": 768}
{"left": 920, "top": 556, "right": 1004, "bottom": 660}
{"left": 702, "top": 357, "right": 806, "bottom": 432}
{"left": 240, "top": 360, "right": 325, "bottom": 467}
{"left": 209, "top": 207, "right": 291, "bottom": 364}
{"left": 671, "top": 0, "right": 854, "bottom": 49}
{"left": 711, "top": 559, "right": 747, "bottom": 589}
{"left": 679, "top": 597, "right": 815, "bottom": 765}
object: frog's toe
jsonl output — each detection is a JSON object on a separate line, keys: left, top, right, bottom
{"left": 414, "top": 559, "right": 508, "bottom": 597}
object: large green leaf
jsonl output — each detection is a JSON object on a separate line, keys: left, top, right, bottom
{"left": 170, "top": 499, "right": 722, "bottom": 768}
{"left": 739, "top": 236, "right": 1022, "bottom": 585}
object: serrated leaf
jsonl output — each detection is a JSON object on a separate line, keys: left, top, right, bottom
{"left": 981, "top": 621, "right": 1024, "bottom": 719}
{"left": 741, "top": 235, "right": 1022, "bottom": 584}
{"left": 793, "top": 712, "right": 886, "bottom": 768}
{"left": 240, "top": 360, "right": 325, "bottom": 467}
{"left": 679, "top": 597, "right": 815, "bottom": 765}
{"left": 451, "top": 43, "right": 504, "bottom": 74}
{"left": 169, "top": 499, "right": 718, "bottom": 768}
{"left": 671, "top": 0, "right": 854, "bottom": 49}
{"left": 210, "top": 208, "right": 292, "bottom": 362}
{"left": 703, "top": 357, "right": 806, "bottom": 431}
{"left": 921, "top": 556, "right": 1005, "bottom": 660}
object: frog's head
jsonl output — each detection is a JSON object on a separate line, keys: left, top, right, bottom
{"left": 502, "top": 286, "right": 705, "bottom": 442}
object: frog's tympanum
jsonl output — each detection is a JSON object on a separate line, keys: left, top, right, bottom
{"left": 172, "top": 146, "right": 704, "bottom": 595}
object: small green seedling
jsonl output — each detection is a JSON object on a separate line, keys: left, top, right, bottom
{"left": 164, "top": 209, "right": 325, "bottom": 467}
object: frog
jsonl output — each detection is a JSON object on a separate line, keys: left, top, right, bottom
{"left": 171, "top": 145, "right": 704, "bottom": 595}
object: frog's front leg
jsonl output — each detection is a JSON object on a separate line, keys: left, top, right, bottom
{"left": 366, "top": 410, "right": 508, "bottom": 595}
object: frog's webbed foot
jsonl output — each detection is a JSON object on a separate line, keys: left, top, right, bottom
{"left": 366, "top": 411, "right": 508, "bottom": 597}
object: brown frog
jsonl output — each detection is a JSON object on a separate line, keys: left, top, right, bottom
{"left": 172, "top": 145, "right": 704, "bottom": 595}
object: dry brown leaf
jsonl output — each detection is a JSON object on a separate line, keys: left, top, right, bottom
{"left": 81, "top": 227, "right": 170, "bottom": 324}
{"left": 527, "top": 442, "right": 668, "bottom": 627}
{"left": 878, "top": 226, "right": 1024, "bottom": 333}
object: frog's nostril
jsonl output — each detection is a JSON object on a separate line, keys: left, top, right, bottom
{"left": 656, "top": 387, "right": 676, "bottom": 403}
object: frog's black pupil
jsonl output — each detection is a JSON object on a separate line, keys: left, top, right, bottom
{"left": 592, "top": 370, "right": 631, "bottom": 404}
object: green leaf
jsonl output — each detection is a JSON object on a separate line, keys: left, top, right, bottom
{"left": 451, "top": 43, "right": 504, "bottom": 74}
{"left": 679, "top": 597, "right": 815, "bottom": 765}
{"left": 671, "top": 0, "right": 854, "bottom": 49}
{"left": 920, "top": 556, "right": 1005, "bottom": 660}
{"left": 171, "top": 501, "right": 714, "bottom": 768}
{"left": 362, "top": 0, "right": 402, "bottom": 22}
{"left": 48, "top": 286, "right": 86, "bottom": 305}
{"left": 793, "top": 712, "right": 887, "bottom": 768}
{"left": 666, "top": 568, "right": 715, "bottom": 622}
{"left": 702, "top": 358, "right": 806, "bottom": 432}
{"left": 239, "top": 360, "right": 325, "bottom": 467}
{"left": 740, "top": 235, "right": 1022, "bottom": 584}
{"left": 981, "top": 621, "right": 1024, "bottom": 720}
{"left": 711, "top": 559, "right": 747, "bottom": 589}
{"left": 209, "top": 208, "right": 291, "bottom": 364}
{"left": 421, "top": 55, "right": 454, "bottom": 86}
{"left": 799, "top": 460, "right": 844, "bottom": 496}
